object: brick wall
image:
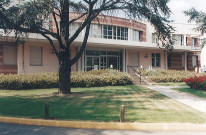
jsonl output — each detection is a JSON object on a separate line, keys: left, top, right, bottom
{"left": 168, "top": 53, "right": 184, "bottom": 70}
{"left": 0, "top": 44, "right": 17, "bottom": 74}
{"left": 50, "top": 12, "right": 147, "bottom": 42}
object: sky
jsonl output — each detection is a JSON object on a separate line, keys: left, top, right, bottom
{"left": 168, "top": 0, "right": 206, "bottom": 23}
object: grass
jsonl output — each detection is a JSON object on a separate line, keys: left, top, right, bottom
{"left": 173, "top": 87, "right": 206, "bottom": 99}
{"left": 154, "top": 82, "right": 187, "bottom": 86}
{"left": 0, "top": 85, "right": 206, "bottom": 123}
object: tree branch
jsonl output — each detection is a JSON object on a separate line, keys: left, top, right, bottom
{"left": 41, "top": 33, "right": 59, "bottom": 57}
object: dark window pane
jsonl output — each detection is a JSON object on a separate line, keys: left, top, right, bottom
{"left": 152, "top": 58, "right": 155, "bottom": 66}
{"left": 87, "top": 57, "right": 92, "bottom": 66}
{"left": 108, "top": 26, "right": 112, "bottom": 30}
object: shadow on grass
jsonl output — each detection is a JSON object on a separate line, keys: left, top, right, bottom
{"left": 0, "top": 85, "right": 205, "bottom": 123}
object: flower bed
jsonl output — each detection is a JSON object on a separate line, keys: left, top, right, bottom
{"left": 184, "top": 76, "right": 206, "bottom": 90}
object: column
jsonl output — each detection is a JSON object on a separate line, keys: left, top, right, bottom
{"left": 81, "top": 50, "right": 85, "bottom": 71}
{"left": 122, "top": 49, "right": 126, "bottom": 72}
{"left": 77, "top": 47, "right": 81, "bottom": 71}
{"left": 185, "top": 52, "right": 187, "bottom": 71}
{"left": 184, "top": 34, "right": 187, "bottom": 46}
{"left": 125, "top": 49, "right": 128, "bottom": 73}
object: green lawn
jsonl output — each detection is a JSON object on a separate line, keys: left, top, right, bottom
{"left": 173, "top": 87, "right": 206, "bottom": 99}
{"left": 0, "top": 85, "right": 206, "bottom": 123}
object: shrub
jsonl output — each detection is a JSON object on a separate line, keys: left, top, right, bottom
{"left": 184, "top": 76, "right": 206, "bottom": 90}
{"left": 0, "top": 69, "right": 133, "bottom": 90}
{"left": 142, "top": 70, "right": 205, "bottom": 83}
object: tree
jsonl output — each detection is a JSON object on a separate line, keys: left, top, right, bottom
{"left": 0, "top": 0, "right": 174, "bottom": 94}
{"left": 184, "top": 8, "right": 206, "bottom": 47}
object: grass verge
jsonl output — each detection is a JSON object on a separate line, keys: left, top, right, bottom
{"left": 173, "top": 87, "right": 206, "bottom": 99}
{"left": 0, "top": 85, "right": 206, "bottom": 123}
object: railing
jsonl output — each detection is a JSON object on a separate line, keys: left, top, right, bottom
{"left": 127, "top": 66, "right": 142, "bottom": 84}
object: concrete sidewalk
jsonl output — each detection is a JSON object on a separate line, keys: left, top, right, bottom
{"left": 147, "top": 86, "right": 206, "bottom": 113}
{"left": 1, "top": 122, "right": 206, "bottom": 135}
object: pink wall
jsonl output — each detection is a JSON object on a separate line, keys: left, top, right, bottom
{"left": 17, "top": 41, "right": 77, "bottom": 74}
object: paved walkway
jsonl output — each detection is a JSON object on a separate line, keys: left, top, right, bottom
{"left": 0, "top": 123, "right": 206, "bottom": 135}
{"left": 147, "top": 86, "right": 206, "bottom": 113}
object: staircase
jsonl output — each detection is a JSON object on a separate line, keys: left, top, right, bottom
{"left": 128, "top": 66, "right": 148, "bottom": 86}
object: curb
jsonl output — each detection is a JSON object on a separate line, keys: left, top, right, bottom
{"left": 0, "top": 116, "right": 206, "bottom": 131}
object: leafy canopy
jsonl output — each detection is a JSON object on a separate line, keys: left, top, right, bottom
{"left": 0, "top": 0, "right": 174, "bottom": 58}
{"left": 185, "top": 8, "right": 206, "bottom": 47}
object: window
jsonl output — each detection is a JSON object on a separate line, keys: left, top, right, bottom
{"left": 133, "top": 30, "right": 142, "bottom": 42}
{"left": 30, "top": 46, "right": 42, "bottom": 66}
{"left": 152, "top": 53, "right": 160, "bottom": 67}
{"left": 103, "top": 25, "right": 113, "bottom": 39}
{"left": 3, "top": 45, "right": 17, "bottom": 65}
{"left": 172, "top": 35, "right": 184, "bottom": 45}
{"left": 152, "top": 33, "right": 157, "bottom": 43}
{"left": 192, "top": 38, "right": 199, "bottom": 47}
{"left": 103, "top": 25, "right": 128, "bottom": 40}
{"left": 192, "top": 55, "right": 198, "bottom": 67}
{"left": 89, "top": 24, "right": 102, "bottom": 38}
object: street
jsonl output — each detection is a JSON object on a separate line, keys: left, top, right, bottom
{"left": 0, "top": 123, "right": 205, "bottom": 135}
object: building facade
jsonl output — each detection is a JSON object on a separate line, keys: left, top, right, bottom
{"left": 0, "top": 12, "right": 203, "bottom": 74}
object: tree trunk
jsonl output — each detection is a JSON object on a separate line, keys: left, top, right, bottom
{"left": 58, "top": 58, "right": 71, "bottom": 94}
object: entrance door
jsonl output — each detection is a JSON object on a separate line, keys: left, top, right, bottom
{"left": 100, "top": 56, "right": 107, "bottom": 69}
{"left": 107, "top": 56, "right": 118, "bottom": 69}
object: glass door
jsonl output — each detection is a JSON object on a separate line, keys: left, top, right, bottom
{"left": 100, "top": 56, "right": 107, "bottom": 69}
{"left": 107, "top": 56, "right": 119, "bottom": 70}
{"left": 85, "top": 56, "right": 100, "bottom": 71}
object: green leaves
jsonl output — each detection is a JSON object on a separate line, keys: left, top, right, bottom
{"left": 185, "top": 8, "right": 206, "bottom": 35}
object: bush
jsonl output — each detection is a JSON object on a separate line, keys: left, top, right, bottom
{"left": 0, "top": 69, "right": 133, "bottom": 90}
{"left": 142, "top": 70, "right": 205, "bottom": 83}
{"left": 184, "top": 76, "right": 206, "bottom": 90}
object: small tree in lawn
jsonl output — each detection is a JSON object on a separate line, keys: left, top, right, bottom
{"left": 0, "top": 0, "right": 174, "bottom": 94}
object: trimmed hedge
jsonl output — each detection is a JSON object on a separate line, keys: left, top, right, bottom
{"left": 184, "top": 76, "right": 206, "bottom": 90}
{"left": 141, "top": 70, "right": 206, "bottom": 83}
{"left": 0, "top": 70, "right": 133, "bottom": 90}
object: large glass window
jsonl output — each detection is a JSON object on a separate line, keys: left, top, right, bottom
{"left": 133, "top": 30, "right": 141, "bottom": 42}
{"left": 103, "top": 25, "right": 128, "bottom": 40}
{"left": 3, "top": 45, "right": 17, "bottom": 65}
{"left": 192, "top": 38, "right": 199, "bottom": 47}
{"left": 152, "top": 53, "right": 160, "bottom": 67}
{"left": 152, "top": 33, "right": 157, "bottom": 43}
{"left": 172, "top": 34, "right": 184, "bottom": 45}
{"left": 89, "top": 24, "right": 102, "bottom": 38}
{"left": 103, "top": 25, "right": 113, "bottom": 39}
{"left": 84, "top": 50, "right": 122, "bottom": 71}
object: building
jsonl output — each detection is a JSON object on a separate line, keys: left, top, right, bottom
{"left": 0, "top": 12, "right": 203, "bottom": 74}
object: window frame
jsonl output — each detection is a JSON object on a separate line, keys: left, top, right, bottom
{"left": 103, "top": 25, "right": 128, "bottom": 41}
{"left": 152, "top": 53, "right": 161, "bottom": 67}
